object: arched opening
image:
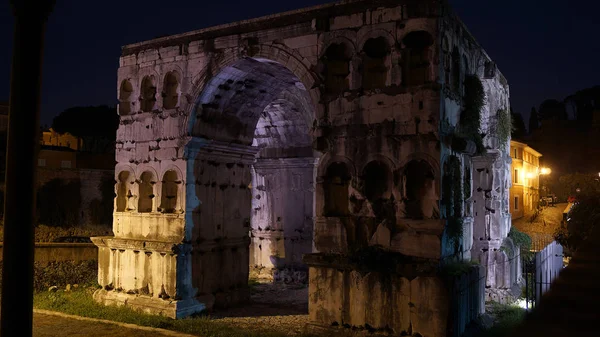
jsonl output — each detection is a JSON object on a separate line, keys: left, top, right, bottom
{"left": 404, "top": 159, "right": 436, "bottom": 219}
{"left": 402, "top": 31, "right": 434, "bottom": 86}
{"left": 323, "top": 162, "right": 351, "bottom": 216}
{"left": 162, "top": 72, "right": 179, "bottom": 110}
{"left": 362, "top": 37, "right": 389, "bottom": 90}
{"left": 322, "top": 43, "right": 352, "bottom": 95}
{"left": 140, "top": 76, "right": 157, "bottom": 112}
{"left": 451, "top": 47, "right": 461, "bottom": 93}
{"left": 118, "top": 80, "right": 134, "bottom": 115}
{"left": 191, "top": 57, "right": 317, "bottom": 301}
{"left": 116, "top": 171, "right": 131, "bottom": 212}
{"left": 160, "top": 170, "right": 179, "bottom": 213}
{"left": 137, "top": 171, "right": 154, "bottom": 213}
{"left": 442, "top": 37, "right": 450, "bottom": 85}
{"left": 362, "top": 160, "right": 390, "bottom": 201}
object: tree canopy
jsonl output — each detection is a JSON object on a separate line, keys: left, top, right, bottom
{"left": 538, "top": 99, "right": 568, "bottom": 121}
{"left": 528, "top": 107, "right": 539, "bottom": 133}
{"left": 51, "top": 105, "right": 119, "bottom": 139}
{"left": 510, "top": 109, "right": 527, "bottom": 140}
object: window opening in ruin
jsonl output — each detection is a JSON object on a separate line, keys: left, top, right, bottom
{"left": 116, "top": 171, "right": 131, "bottom": 212}
{"left": 442, "top": 37, "right": 450, "bottom": 85}
{"left": 162, "top": 72, "right": 179, "bottom": 110}
{"left": 323, "top": 43, "right": 352, "bottom": 95}
{"left": 404, "top": 159, "right": 435, "bottom": 219}
{"left": 362, "top": 161, "right": 390, "bottom": 201}
{"left": 140, "top": 76, "right": 157, "bottom": 112}
{"left": 323, "top": 162, "right": 351, "bottom": 216}
{"left": 138, "top": 171, "right": 154, "bottom": 213}
{"left": 160, "top": 170, "right": 178, "bottom": 213}
{"left": 451, "top": 47, "right": 460, "bottom": 92}
{"left": 402, "top": 31, "right": 434, "bottom": 86}
{"left": 119, "top": 80, "right": 134, "bottom": 115}
{"left": 484, "top": 61, "right": 496, "bottom": 78}
{"left": 362, "top": 37, "right": 389, "bottom": 90}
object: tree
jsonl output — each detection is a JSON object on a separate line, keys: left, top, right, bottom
{"left": 510, "top": 109, "right": 527, "bottom": 140}
{"left": 538, "top": 99, "right": 568, "bottom": 121}
{"left": 528, "top": 107, "right": 539, "bottom": 134}
{"left": 556, "top": 173, "right": 600, "bottom": 201}
{"left": 554, "top": 192, "right": 600, "bottom": 254}
{"left": 565, "top": 85, "right": 600, "bottom": 122}
{"left": 52, "top": 105, "right": 119, "bottom": 139}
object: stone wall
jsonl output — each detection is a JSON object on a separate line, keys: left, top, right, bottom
{"left": 36, "top": 168, "right": 114, "bottom": 226}
{"left": 305, "top": 254, "right": 485, "bottom": 337}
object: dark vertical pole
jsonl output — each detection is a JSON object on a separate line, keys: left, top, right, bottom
{"left": 1, "top": 2, "right": 54, "bottom": 336}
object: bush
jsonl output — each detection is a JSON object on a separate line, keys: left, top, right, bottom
{"left": 0, "top": 224, "right": 113, "bottom": 242}
{"left": 0, "top": 260, "right": 98, "bottom": 292}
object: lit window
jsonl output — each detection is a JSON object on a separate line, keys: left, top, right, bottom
{"left": 38, "top": 159, "right": 46, "bottom": 167}
{"left": 61, "top": 160, "right": 72, "bottom": 168}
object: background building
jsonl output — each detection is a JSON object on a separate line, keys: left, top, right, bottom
{"left": 510, "top": 140, "right": 542, "bottom": 219}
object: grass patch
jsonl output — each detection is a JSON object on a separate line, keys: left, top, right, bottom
{"left": 479, "top": 302, "right": 526, "bottom": 337}
{"left": 33, "top": 287, "right": 317, "bottom": 337}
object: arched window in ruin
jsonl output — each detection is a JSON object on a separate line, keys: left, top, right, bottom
{"left": 160, "top": 170, "right": 179, "bottom": 213}
{"left": 118, "top": 80, "right": 134, "bottom": 115}
{"left": 140, "top": 76, "right": 157, "bottom": 112}
{"left": 322, "top": 43, "right": 352, "bottom": 95}
{"left": 402, "top": 31, "right": 434, "bottom": 86}
{"left": 323, "top": 162, "right": 351, "bottom": 216}
{"left": 162, "top": 72, "right": 179, "bottom": 110}
{"left": 138, "top": 171, "right": 154, "bottom": 213}
{"left": 362, "top": 161, "right": 390, "bottom": 201}
{"left": 404, "top": 159, "right": 436, "bottom": 219}
{"left": 442, "top": 37, "right": 450, "bottom": 85}
{"left": 116, "top": 171, "right": 131, "bottom": 212}
{"left": 361, "top": 37, "right": 390, "bottom": 90}
{"left": 451, "top": 47, "right": 461, "bottom": 92}
{"left": 462, "top": 55, "right": 470, "bottom": 95}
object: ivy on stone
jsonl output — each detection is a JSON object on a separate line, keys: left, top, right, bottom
{"left": 496, "top": 108, "right": 513, "bottom": 147}
{"left": 442, "top": 155, "right": 464, "bottom": 249}
{"left": 455, "top": 75, "right": 486, "bottom": 155}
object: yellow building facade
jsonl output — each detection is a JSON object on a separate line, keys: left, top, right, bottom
{"left": 41, "top": 128, "right": 82, "bottom": 150}
{"left": 510, "top": 140, "right": 543, "bottom": 219}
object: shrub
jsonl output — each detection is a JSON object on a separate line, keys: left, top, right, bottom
{"left": 0, "top": 260, "right": 98, "bottom": 292}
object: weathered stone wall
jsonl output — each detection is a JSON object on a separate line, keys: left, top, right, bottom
{"left": 36, "top": 168, "right": 114, "bottom": 226}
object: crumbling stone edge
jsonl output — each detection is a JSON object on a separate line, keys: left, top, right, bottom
{"left": 33, "top": 309, "right": 198, "bottom": 337}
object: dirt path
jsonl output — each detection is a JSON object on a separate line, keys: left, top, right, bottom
{"left": 208, "top": 280, "right": 310, "bottom": 336}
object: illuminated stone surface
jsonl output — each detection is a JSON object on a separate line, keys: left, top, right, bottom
{"left": 93, "top": 0, "right": 515, "bottom": 333}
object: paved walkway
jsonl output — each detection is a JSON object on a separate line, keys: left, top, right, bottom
{"left": 32, "top": 310, "right": 195, "bottom": 337}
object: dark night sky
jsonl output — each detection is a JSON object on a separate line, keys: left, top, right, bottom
{"left": 1, "top": 0, "right": 598, "bottom": 127}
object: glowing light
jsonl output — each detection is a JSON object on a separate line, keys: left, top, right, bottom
{"left": 540, "top": 167, "right": 551, "bottom": 175}
{"left": 526, "top": 172, "right": 535, "bottom": 179}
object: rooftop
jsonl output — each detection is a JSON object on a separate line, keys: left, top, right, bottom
{"left": 121, "top": 0, "right": 433, "bottom": 55}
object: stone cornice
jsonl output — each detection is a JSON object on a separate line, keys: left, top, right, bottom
{"left": 253, "top": 157, "right": 320, "bottom": 170}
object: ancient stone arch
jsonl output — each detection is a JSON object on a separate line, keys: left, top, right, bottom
{"left": 94, "top": 2, "right": 512, "bottom": 335}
